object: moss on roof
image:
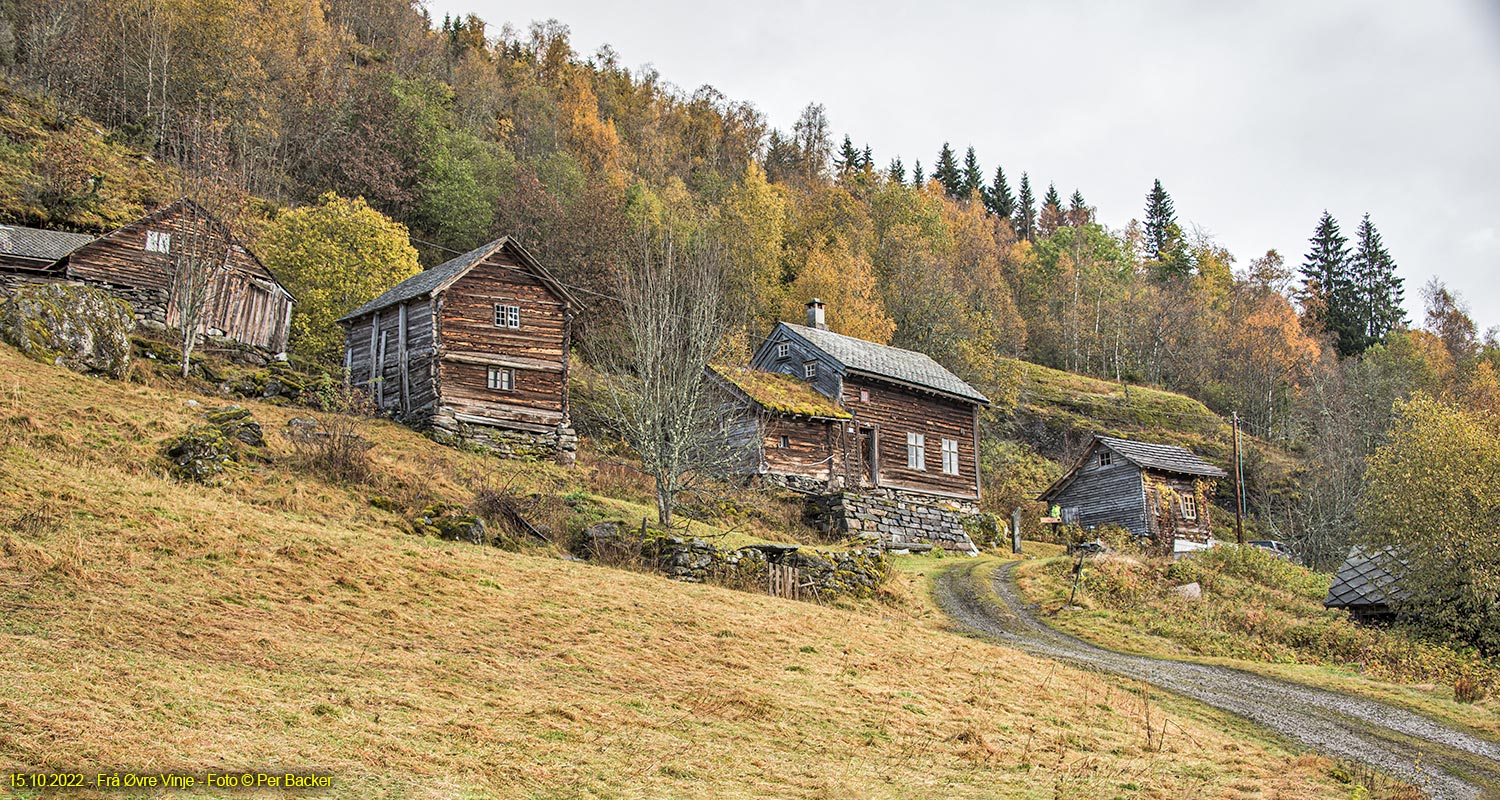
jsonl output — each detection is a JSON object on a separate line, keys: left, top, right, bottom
{"left": 712, "top": 366, "right": 851, "bottom": 419}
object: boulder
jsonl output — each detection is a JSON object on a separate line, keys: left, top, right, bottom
{"left": 0, "top": 283, "right": 133, "bottom": 378}
{"left": 163, "top": 424, "right": 239, "bottom": 484}
{"left": 411, "top": 503, "right": 488, "bottom": 545}
{"left": 1172, "top": 581, "right": 1203, "bottom": 601}
{"left": 205, "top": 405, "right": 264, "bottom": 447}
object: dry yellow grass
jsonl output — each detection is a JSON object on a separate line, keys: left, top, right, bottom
{"left": 0, "top": 344, "right": 1349, "bottom": 799}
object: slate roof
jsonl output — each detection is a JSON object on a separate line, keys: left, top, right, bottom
{"left": 0, "top": 225, "right": 94, "bottom": 263}
{"left": 1097, "top": 436, "right": 1228, "bottom": 478}
{"left": 337, "top": 236, "right": 576, "bottom": 323}
{"left": 710, "top": 365, "right": 851, "bottom": 419}
{"left": 1325, "top": 545, "right": 1407, "bottom": 611}
{"left": 781, "top": 323, "right": 989, "bottom": 404}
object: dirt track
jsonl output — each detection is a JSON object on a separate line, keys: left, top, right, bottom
{"left": 933, "top": 560, "right": 1500, "bottom": 800}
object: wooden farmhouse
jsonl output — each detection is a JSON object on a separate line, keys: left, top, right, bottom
{"left": 338, "top": 236, "right": 579, "bottom": 462}
{"left": 0, "top": 200, "right": 293, "bottom": 354}
{"left": 1039, "top": 435, "right": 1227, "bottom": 553}
{"left": 716, "top": 300, "right": 990, "bottom": 554}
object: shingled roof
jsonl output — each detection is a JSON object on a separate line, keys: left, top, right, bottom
{"left": 0, "top": 224, "right": 94, "bottom": 264}
{"left": 1097, "top": 436, "right": 1227, "bottom": 478}
{"left": 1325, "top": 545, "right": 1407, "bottom": 612}
{"left": 338, "top": 236, "right": 576, "bottom": 323}
{"left": 779, "top": 322, "right": 989, "bottom": 404}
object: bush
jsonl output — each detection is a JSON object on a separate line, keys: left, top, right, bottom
{"left": 282, "top": 416, "right": 372, "bottom": 484}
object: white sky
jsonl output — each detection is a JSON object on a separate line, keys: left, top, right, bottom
{"left": 426, "top": 0, "right": 1500, "bottom": 334}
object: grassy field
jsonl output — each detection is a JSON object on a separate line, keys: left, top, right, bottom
{"left": 1013, "top": 548, "right": 1500, "bottom": 741}
{"left": 0, "top": 343, "right": 1364, "bottom": 798}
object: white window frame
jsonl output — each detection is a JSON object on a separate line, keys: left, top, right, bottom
{"left": 1179, "top": 493, "right": 1197, "bottom": 521}
{"left": 487, "top": 366, "right": 515, "bottom": 391}
{"left": 941, "top": 438, "right": 960, "bottom": 475}
{"left": 803, "top": 361, "right": 817, "bottom": 379}
{"left": 145, "top": 230, "right": 171, "bottom": 254}
{"left": 906, "top": 432, "right": 926, "bottom": 471}
{"left": 494, "top": 303, "right": 520, "bottom": 329}
{"left": 859, "top": 388, "right": 870, "bottom": 402}
{"left": 776, "top": 342, "right": 790, "bottom": 359}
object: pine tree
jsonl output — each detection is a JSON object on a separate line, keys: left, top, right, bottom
{"left": 860, "top": 145, "right": 873, "bottom": 172}
{"left": 961, "top": 146, "right": 983, "bottom": 198}
{"left": 912, "top": 160, "right": 924, "bottom": 187}
{"left": 1067, "top": 189, "right": 1090, "bottom": 226}
{"left": 933, "top": 143, "right": 963, "bottom": 198}
{"left": 1143, "top": 179, "right": 1177, "bottom": 260}
{"left": 984, "top": 165, "right": 1015, "bottom": 220}
{"left": 887, "top": 157, "right": 906, "bottom": 185}
{"left": 1039, "top": 183, "right": 1065, "bottom": 238}
{"left": 1299, "top": 211, "right": 1359, "bottom": 355}
{"left": 834, "top": 135, "right": 860, "bottom": 176}
{"left": 1015, "top": 172, "right": 1037, "bottom": 242}
{"left": 1350, "top": 213, "right": 1406, "bottom": 350}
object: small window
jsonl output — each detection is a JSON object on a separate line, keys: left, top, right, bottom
{"left": 487, "top": 366, "right": 515, "bottom": 391}
{"left": 1099, "top": 450, "right": 1112, "bottom": 467}
{"left": 145, "top": 230, "right": 171, "bottom": 254}
{"left": 906, "top": 432, "right": 926, "bottom": 470}
{"left": 494, "top": 304, "right": 520, "bottom": 329}
{"left": 859, "top": 388, "right": 870, "bottom": 402}
{"left": 941, "top": 438, "right": 960, "bottom": 475}
{"left": 776, "top": 342, "right": 790, "bottom": 359}
{"left": 778, "top": 435, "right": 790, "bottom": 449}
{"left": 1179, "top": 494, "right": 1197, "bottom": 521}
{"left": 803, "top": 361, "right": 817, "bottom": 379}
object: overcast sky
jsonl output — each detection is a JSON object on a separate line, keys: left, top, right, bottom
{"left": 427, "top": 0, "right": 1500, "bottom": 334}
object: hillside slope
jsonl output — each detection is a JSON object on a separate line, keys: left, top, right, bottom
{"left": 0, "top": 343, "right": 1352, "bottom": 798}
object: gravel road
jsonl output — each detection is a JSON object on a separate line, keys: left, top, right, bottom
{"left": 933, "top": 560, "right": 1500, "bottom": 800}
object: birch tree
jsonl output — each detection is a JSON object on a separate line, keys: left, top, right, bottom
{"left": 168, "top": 115, "right": 246, "bottom": 378}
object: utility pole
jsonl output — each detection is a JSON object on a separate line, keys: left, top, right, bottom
{"left": 1232, "top": 412, "right": 1245, "bottom": 545}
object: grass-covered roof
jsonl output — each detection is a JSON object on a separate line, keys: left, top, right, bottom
{"left": 711, "top": 365, "right": 851, "bottom": 419}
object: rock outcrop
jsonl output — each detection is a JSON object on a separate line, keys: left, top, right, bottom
{"left": 0, "top": 283, "right": 133, "bottom": 378}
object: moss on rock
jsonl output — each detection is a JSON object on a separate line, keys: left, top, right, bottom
{"left": 0, "top": 283, "right": 133, "bottom": 378}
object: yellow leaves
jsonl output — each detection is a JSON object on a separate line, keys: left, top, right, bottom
{"left": 783, "top": 234, "right": 894, "bottom": 345}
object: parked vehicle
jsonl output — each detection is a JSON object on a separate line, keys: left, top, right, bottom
{"left": 1249, "top": 540, "right": 1297, "bottom": 562}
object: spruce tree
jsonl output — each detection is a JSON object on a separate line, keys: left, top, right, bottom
{"left": 860, "top": 145, "right": 874, "bottom": 172}
{"left": 933, "top": 143, "right": 963, "bottom": 198}
{"left": 887, "top": 157, "right": 906, "bottom": 185}
{"left": 1350, "top": 213, "right": 1406, "bottom": 350}
{"left": 1143, "top": 179, "right": 1177, "bottom": 260}
{"left": 985, "top": 166, "right": 1015, "bottom": 220}
{"left": 961, "top": 146, "right": 983, "bottom": 198}
{"left": 1068, "top": 189, "right": 1090, "bottom": 226}
{"left": 1039, "top": 183, "right": 1066, "bottom": 238}
{"left": 912, "top": 160, "right": 924, "bottom": 187}
{"left": 834, "top": 135, "right": 860, "bottom": 176}
{"left": 1015, "top": 172, "right": 1037, "bottom": 242}
{"left": 1300, "top": 211, "right": 1359, "bottom": 356}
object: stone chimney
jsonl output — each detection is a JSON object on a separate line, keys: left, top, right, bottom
{"left": 805, "top": 298, "right": 827, "bottom": 330}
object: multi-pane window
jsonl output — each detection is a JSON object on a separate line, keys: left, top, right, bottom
{"left": 778, "top": 435, "right": 790, "bottom": 449}
{"left": 1099, "top": 450, "right": 1112, "bottom": 467}
{"left": 1179, "top": 494, "right": 1198, "bottom": 521}
{"left": 859, "top": 388, "right": 870, "bottom": 402}
{"left": 145, "top": 230, "right": 171, "bottom": 254}
{"left": 941, "top": 438, "right": 960, "bottom": 475}
{"left": 776, "top": 342, "right": 790, "bottom": 359}
{"left": 803, "top": 361, "right": 817, "bottom": 379}
{"left": 906, "top": 432, "right": 926, "bottom": 470}
{"left": 494, "top": 304, "right": 520, "bottom": 328}
{"left": 487, "top": 366, "right": 515, "bottom": 391}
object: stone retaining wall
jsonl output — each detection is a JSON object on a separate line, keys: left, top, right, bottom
{"left": 579, "top": 522, "right": 888, "bottom": 602}
{"left": 428, "top": 410, "right": 578, "bottom": 465}
{"left": 808, "top": 491, "right": 979, "bottom": 555}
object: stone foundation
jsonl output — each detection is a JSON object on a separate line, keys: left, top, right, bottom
{"left": 808, "top": 490, "right": 980, "bottom": 555}
{"left": 428, "top": 411, "right": 578, "bottom": 465}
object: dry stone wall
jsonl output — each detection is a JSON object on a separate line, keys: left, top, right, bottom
{"left": 808, "top": 491, "right": 979, "bottom": 555}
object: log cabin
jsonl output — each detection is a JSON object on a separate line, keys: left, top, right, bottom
{"left": 739, "top": 299, "right": 990, "bottom": 504}
{"left": 1039, "top": 435, "right": 1227, "bottom": 553}
{"left": 338, "top": 236, "right": 579, "bottom": 462}
{"left": 0, "top": 201, "right": 294, "bottom": 354}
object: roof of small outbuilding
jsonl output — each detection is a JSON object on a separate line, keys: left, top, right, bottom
{"left": 1325, "top": 545, "right": 1407, "bottom": 611}
{"left": 1096, "top": 436, "right": 1227, "bottom": 478}
{"left": 0, "top": 225, "right": 94, "bottom": 263}
{"left": 710, "top": 365, "right": 851, "bottom": 419}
